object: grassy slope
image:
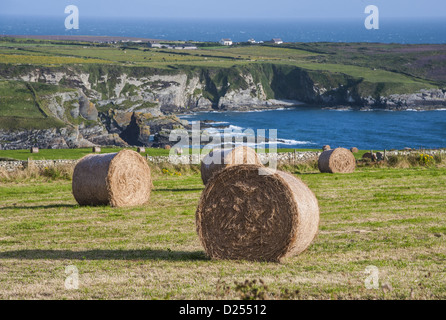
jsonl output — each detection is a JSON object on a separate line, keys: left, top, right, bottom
{"left": 0, "top": 80, "right": 73, "bottom": 130}
{"left": 0, "top": 166, "right": 444, "bottom": 299}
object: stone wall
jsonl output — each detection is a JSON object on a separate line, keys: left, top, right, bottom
{"left": 2, "top": 150, "right": 444, "bottom": 172}
{"left": 0, "top": 151, "right": 321, "bottom": 172}
{"left": 0, "top": 159, "right": 78, "bottom": 172}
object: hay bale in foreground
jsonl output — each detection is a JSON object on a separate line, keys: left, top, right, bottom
{"left": 30, "top": 147, "right": 39, "bottom": 153}
{"left": 72, "top": 149, "right": 151, "bottom": 207}
{"left": 196, "top": 164, "right": 320, "bottom": 262}
{"left": 200, "top": 146, "right": 262, "bottom": 185}
{"left": 322, "top": 145, "right": 331, "bottom": 151}
{"left": 318, "top": 147, "right": 356, "bottom": 173}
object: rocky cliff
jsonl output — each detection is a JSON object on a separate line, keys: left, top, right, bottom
{"left": 0, "top": 63, "right": 445, "bottom": 150}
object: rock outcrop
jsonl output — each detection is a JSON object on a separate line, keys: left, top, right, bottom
{"left": 1, "top": 64, "right": 445, "bottom": 150}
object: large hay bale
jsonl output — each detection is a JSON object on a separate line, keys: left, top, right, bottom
{"left": 196, "top": 164, "right": 320, "bottom": 262}
{"left": 318, "top": 147, "right": 356, "bottom": 173}
{"left": 200, "top": 146, "right": 262, "bottom": 185}
{"left": 72, "top": 149, "right": 151, "bottom": 207}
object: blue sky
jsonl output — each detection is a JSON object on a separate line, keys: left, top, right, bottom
{"left": 2, "top": 0, "right": 446, "bottom": 19}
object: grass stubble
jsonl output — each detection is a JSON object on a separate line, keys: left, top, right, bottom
{"left": 0, "top": 158, "right": 445, "bottom": 300}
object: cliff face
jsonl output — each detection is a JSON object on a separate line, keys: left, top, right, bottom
{"left": 1, "top": 64, "right": 445, "bottom": 150}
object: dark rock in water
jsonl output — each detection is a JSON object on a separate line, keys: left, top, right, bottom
{"left": 376, "top": 152, "right": 384, "bottom": 161}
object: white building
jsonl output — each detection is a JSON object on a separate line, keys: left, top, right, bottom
{"left": 271, "top": 38, "right": 283, "bottom": 44}
{"left": 220, "top": 38, "right": 233, "bottom": 46}
{"left": 248, "top": 38, "right": 256, "bottom": 44}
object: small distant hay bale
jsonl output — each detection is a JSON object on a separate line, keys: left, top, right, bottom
{"left": 175, "top": 148, "right": 183, "bottom": 155}
{"left": 92, "top": 146, "right": 101, "bottom": 153}
{"left": 318, "top": 147, "right": 356, "bottom": 173}
{"left": 164, "top": 145, "right": 171, "bottom": 150}
{"left": 200, "top": 146, "right": 262, "bottom": 185}
{"left": 196, "top": 164, "right": 320, "bottom": 262}
{"left": 322, "top": 145, "right": 331, "bottom": 151}
{"left": 350, "top": 147, "right": 359, "bottom": 153}
{"left": 72, "top": 149, "right": 151, "bottom": 207}
{"left": 137, "top": 147, "right": 146, "bottom": 153}
{"left": 30, "top": 147, "right": 39, "bottom": 154}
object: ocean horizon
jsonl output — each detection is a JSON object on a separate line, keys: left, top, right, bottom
{"left": 1, "top": 15, "right": 446, "bottom": 44}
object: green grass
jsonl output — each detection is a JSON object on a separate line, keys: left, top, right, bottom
{"left": 0, "top": 80, "right": 77, "bottom": 130}
{"left": 0, "top": 165, "right": 445, "bottom": 299}
{"left": 0, "top": 147, "right": 172, "bottom": 160}
{"left": 0, "top": 148, "right": 375, "bottom": 161}
{"left": 0, "top": 39, "right": 438, "bottom": 91}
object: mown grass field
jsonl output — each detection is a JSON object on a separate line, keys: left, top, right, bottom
{"left": 0, "top": 163, "right": 444, "bottom": 300}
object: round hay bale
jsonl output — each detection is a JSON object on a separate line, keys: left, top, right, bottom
{"left": 350, "top": 147, "right": 359, "bottom": 153}
{"left": 196, "top": 164, "right": 320, "bottom": 262}
{"left": 137, "top": 147, "right": 146, "bottom": 153}
{"left": 318, "top": 147, "right": 356, "bottom": 173}
{"left": 30, "top": 147, "right": 39, "bottom": 154}
{"left": 175, "top": 148, "right": 183, "bottom": 155}
{"left": 322, "top": 145, "right": 331, "bottom": 151}
{"left": 164, "top": 145, "right": 171, "bottom": 150}
{"left": 200, "top": 146, "right": 262, "bottom": 185}
{"left": 72, "top": 149, "right": 151, "bottom": 207}
{"left": 92, "top": 146, "right": 101, "bottom": 153}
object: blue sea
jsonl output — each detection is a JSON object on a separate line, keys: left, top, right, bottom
{"left": 1, "top": 15, "right": 446, "bottom": 44}
{"left": 180, "top": 108, "right": 446, "bottom": 150}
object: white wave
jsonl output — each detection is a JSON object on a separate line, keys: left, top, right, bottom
{"left": 434, "top": 108, "right": 446, "bottom": 111}
{"left": 210, "top": 121, "right": 230, "bottom": 125}
{"left": 227, "top": 125, "right": 244, "bottom": 130}
{"left": 276, "top": 139, "right": 316, "bottom": 145}
{"left": 328, "top": 108, "right": 352, "bottom": 112}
